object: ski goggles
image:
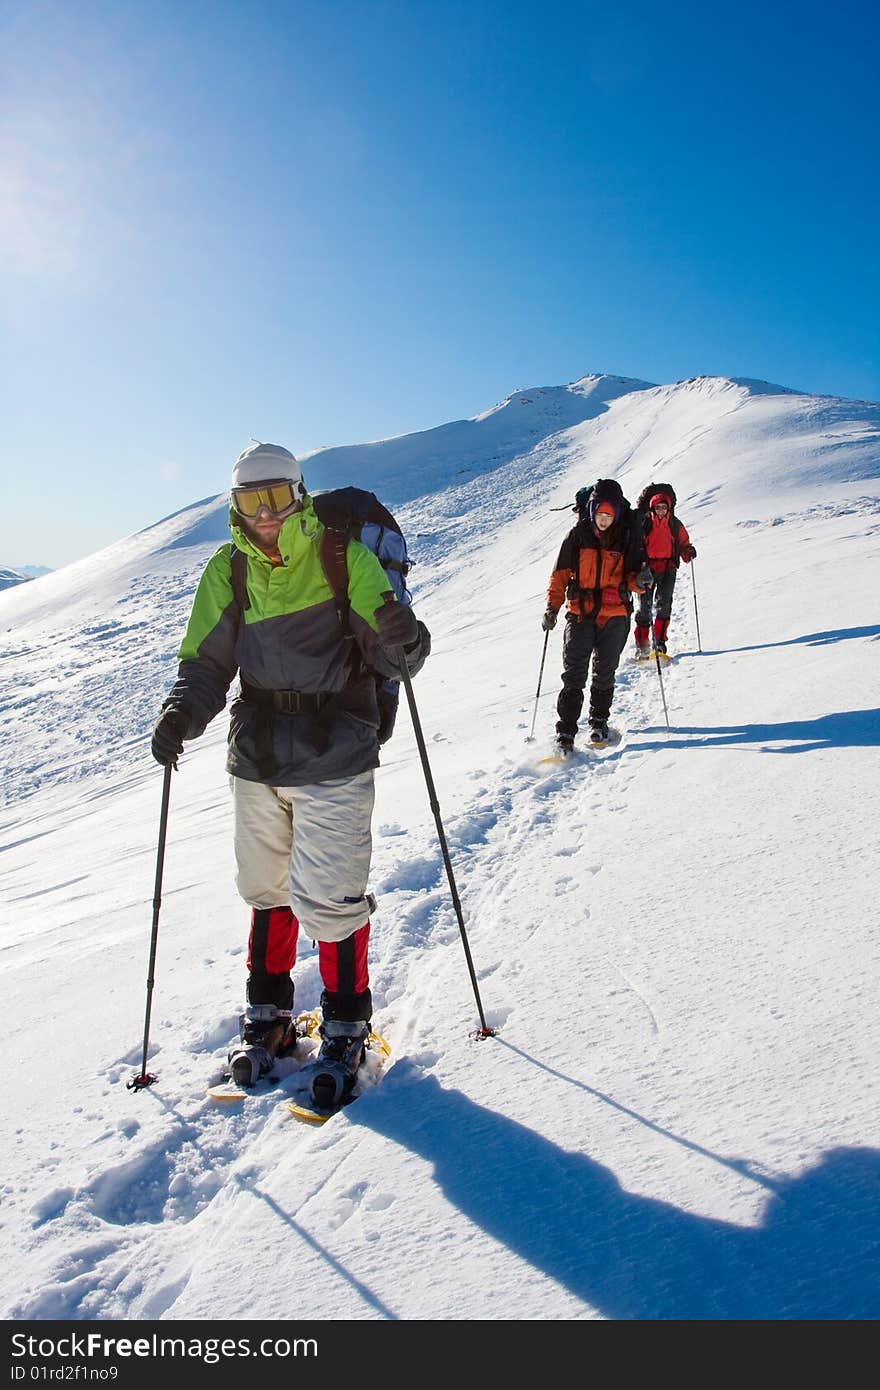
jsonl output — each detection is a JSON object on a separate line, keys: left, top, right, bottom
{"left": 231, "top": 478, "right": 303, "bottom": 518}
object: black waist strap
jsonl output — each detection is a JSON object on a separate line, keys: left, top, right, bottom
{"left": 238, "top": 675, "right": 378, "bottom": 775}
{"left": 240, "top": 679, "right": 336, "bottom": 715}
{"left": 239, "top": 680, "right": 341, "bottom": 773}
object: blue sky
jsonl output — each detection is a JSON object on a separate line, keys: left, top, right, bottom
{"left": 2, "top": 0, "right": 878, "bottom": 566}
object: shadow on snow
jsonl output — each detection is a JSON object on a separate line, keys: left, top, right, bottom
{"left": 690, "top": 622, "right": 880, "bottom": 658}
{"left": 638, "top": 708, "right": 880, "bottom": 752}
{"left": 350, "top": 1060, "right": 879, "bottom": 1320}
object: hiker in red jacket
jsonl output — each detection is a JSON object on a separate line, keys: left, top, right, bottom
{"left": 633, "top": 487, "right": 697, "bottom": 658}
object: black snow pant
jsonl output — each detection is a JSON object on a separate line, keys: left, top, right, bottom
{"left": 556, "top": 613, "right": 630, "bottom": 739}
{"left": 635, "top": 568, "right": 677, "bottom": 626}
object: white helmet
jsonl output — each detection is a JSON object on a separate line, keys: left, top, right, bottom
{"left": 230, "top": 442, "right": 306, "bottom": 516}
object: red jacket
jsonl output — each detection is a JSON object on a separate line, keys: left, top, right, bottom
{"left": 644, "top": 513, "right": 691, "bottom": 575}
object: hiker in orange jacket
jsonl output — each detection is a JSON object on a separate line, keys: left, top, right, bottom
{"left": 542, "top": 479, "right": 649, "bottom": 751}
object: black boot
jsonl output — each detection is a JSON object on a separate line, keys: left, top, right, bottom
{"left": 227, "top": 972, "right": 295, "bottom": 1088}
{"left": 556, "top": 685, "right": 583, "bottom": 745}
{"left": 588, "top": 685, "right": 612, "bottom": 741}
{"left": 320, "top": 987, "right": 372, "bottom": 1024}
{"left": 310, "top": 1019, "right": 371, "bottom": 1110}
{"left": 309, "top": 989, "right": 372, "bottom": 1110}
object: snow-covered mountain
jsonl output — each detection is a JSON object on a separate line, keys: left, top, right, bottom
{"left": 296, "top": 371, "right": 658, "bottom": 500}
{"left": 0, "top": 564, "right": 52, "bottom": 591}
{"left": 1, "top": 372, "right": 878, "bottom": 1323}
{"left": 0, "top": 566, "right": 29, "bottom": 593}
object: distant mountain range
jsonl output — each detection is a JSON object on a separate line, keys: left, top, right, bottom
{"left": 0, "top": 564, "right": 53, "bottom": 592}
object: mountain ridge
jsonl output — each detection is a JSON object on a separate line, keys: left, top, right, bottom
{"left": 4, "top": 371, "right": 876, "bottom": 586}
{"left": 1, "top": 369, "right": 878, "bottom": 808}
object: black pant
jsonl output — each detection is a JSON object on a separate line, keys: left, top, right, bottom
{"left": 636, "top": 569, "right": 677, "bottom": 625}
{"left": 556, "top": 614, "right": 630, "bottom": 738}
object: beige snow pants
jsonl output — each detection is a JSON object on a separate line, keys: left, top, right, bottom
{"left": 231, "top": 769, "right": 375, "bottom": 943}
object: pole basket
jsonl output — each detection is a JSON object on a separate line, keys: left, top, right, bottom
{"left": 127, "top": 1071, "right": 159, "bottom": 1092}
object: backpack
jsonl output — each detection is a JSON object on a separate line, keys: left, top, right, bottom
{"left": 230, "top": 487, "right": 412, "bottom": 745}
{"left": 636, "top": 482, "right": 677, "bottom": 514}
{"left": 574, "top": 477, "right": 626, "bottom": 522}
{"left": 635, "top": 482, "right": 684, "bottom": 561}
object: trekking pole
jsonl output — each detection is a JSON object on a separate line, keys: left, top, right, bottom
{"left": 653, "top": 642, "right": 670, "bottom": 731}
{"left": 691, "top": 560, "right": 702, "bottom": 653}
{"left": 525, "top": 629, "right": 550, "bottom": 742}
{"left": 128, "top": 762, "right": 173, "bottom": 1091}
{"left": 389, "top": 628, "right": 495, "bottom": 1040}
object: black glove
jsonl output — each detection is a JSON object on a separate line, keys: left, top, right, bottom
{"left": 636, "top": 566, "right": 654, "bottom": 590}
{"left": 374, "top": 598, "right": 420, "bottom": 650}
{"left": 682, "top": 544, "right": 697, "bottom": 562}
{"left": 151, "top": 708, "right": 190, "bottom": 767}
{"left": 541, "top": 607, "right": 558, "bottom": 632}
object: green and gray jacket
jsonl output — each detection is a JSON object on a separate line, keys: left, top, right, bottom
{"left": 161, "top": 498, "right": 430, "bottom": 785}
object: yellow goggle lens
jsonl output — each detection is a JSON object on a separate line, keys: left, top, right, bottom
{"left": 232, "top": 481, "right": 297, "bottom": 517}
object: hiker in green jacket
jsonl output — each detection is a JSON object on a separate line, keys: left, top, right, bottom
{"left": 150, "top": 442, "right": 430, "bottom": 1106}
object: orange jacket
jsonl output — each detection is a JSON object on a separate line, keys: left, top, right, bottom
{"left": 547, "top": 521, "right": 644, "bottom": 625}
